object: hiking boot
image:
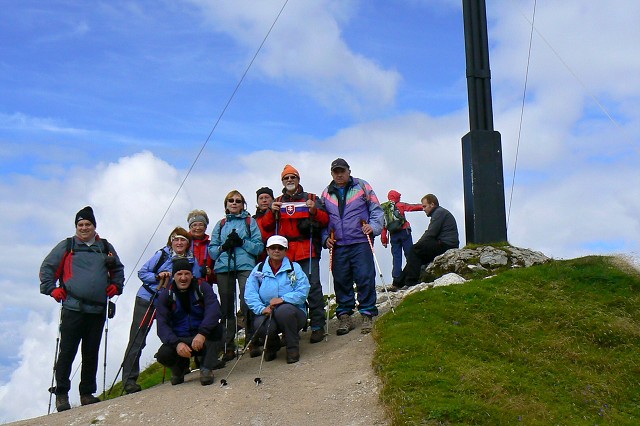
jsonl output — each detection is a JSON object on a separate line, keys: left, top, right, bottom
{"left": 388, "top": 285, "right": 400, "bottom": 292}
{"left": 248, "top": 342, "right": 262, "bottom": 358}
{"left": 264, "top": 335, "right": 281, "bottom": 361}
{"left": 200, "top": 368, "right": 214, "bottom": 386}
{"left": 222, "top": 348, "right": 236, "bottom": 362}
{"left": 286, "top": 350, "right": 300, "bottom": 364}
{"left": 80, "top": 394, "right": 100, "bottom": 406}
{"left": 56, "top": 394, "right": 71, "bottom": 412}
{"left": 336, "top": 314, "right": 355, "bottom": 336}
{"left": 309, "top": 329, "right": 325, "bottom": 344}
{"left": 361, "top": 315, "right": 374, "bottom": 334}
{"left": 124, "top": 381, "right": 142, "bottom": 394}
{"left": 170, "top": 365, "right": 186, "bottom": 385}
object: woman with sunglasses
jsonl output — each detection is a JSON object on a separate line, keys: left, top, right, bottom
{"left": 120, "top": 226, "right": 200, "bottom": 394}
{"left": 209, "top": 190, "right": 264, "bottom": 361}
{"left": 245, "top": 235, "right": 310, "bottom": 364}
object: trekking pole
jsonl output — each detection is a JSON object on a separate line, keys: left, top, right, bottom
{"left": 232, "top": 248, "right": 239, "bottom": 360}
{"left": 362, "top": 221, "right": 395, "bottom": 313}
{"left": 47, "top": 303, "right": 63, "bottom": 415}
{"left": 325, "top": 230, "right": 334, "bottom": 341}
{"left": 108, "top": 277, "right": 166, "bottom": 396}
{"left": 254, "top": 312, "right": 275, "bottom": 386}
{"left": 219, "top": 315, "right": 268, "bottom": 387}
{"left": 103, "top": 297, "right": 110, "bottom": 398}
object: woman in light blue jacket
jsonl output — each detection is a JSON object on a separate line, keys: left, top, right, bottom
{"left": 245, "top": 235, "right": 310, "bottom": 364}
{"left": 208, "top": 190, "right": 264, "bottom": 361}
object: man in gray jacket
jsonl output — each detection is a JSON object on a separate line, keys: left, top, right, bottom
{"left": 391, "top": 194, "right": 459, "bottom": 290}
{"left": 40, "top": 206, "right": 125, "bottom": 412}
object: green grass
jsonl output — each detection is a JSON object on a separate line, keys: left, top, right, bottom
{"left": 374, "top": 256, "right": 640, "bottom": 425}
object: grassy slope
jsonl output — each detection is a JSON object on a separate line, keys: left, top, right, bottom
{"left": 374, "top": 256, "right": 640, "bottom": 425}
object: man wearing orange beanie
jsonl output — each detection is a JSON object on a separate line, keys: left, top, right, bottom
{"left": 261, "top": 164, "right": 330, "bottom": 343}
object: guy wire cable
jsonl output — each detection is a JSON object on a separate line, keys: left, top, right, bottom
{"left": 117, "top": 0, "right": 291, "bottom": 292}
{"left": 507, "top": 0, "right": 536, "bottom": 230}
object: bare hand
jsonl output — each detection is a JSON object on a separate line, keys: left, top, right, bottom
{"left": 271, "top": 201, "right": 282, "bottom": 212}
{"left": 270, "top": 297, "right": 284, "bottom": 308}
{"left": 191, "top": 334, "right": 205, "bottom": 351}
{"left": 176, "top": 342, "right": 192, "bottom": 358}
{"left": 326, "top": 236, "right": 336, "bottom": 250}
{"left": 362, "top": 222, "right": 373, "bottom": 235}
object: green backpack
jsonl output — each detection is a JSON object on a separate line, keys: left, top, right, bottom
{"left": 381, "top": 201, "right": 405, "bottom": 233}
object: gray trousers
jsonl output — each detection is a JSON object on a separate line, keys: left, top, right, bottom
{"left": 296, "top": 257, "right": 325, "bottom": 331}
{"left": 121, "top": 296, "right": 154, "bottom": 385}
{"left": 253, "top": 304, "right": 306, "bottom": 352}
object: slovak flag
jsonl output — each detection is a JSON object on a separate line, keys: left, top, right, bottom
{"left": 281, "top": 202, "right": 310, "bottom": 219}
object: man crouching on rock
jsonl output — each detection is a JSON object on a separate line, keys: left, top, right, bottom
{"left": 155, "top": 257, "right": 223, "bottom": 386}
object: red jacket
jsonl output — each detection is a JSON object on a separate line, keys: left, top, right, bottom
{"left": 191, "top": 234, "right": 216, "bottom": 284}
{"left": 254, "top": 209, "right": 275, "bottom": 262}
{"left": 261, "top": 186, "right": 329, "bottom": 262}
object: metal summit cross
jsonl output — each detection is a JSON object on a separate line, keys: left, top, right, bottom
{"left": 461, "top": 0, "right": 508, "bottom": 244}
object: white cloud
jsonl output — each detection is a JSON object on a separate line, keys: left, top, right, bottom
{"left": 186, "top": 0, "right": 401, "bottom": 114}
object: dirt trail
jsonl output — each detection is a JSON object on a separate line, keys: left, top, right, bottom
{"left": 12, "top": 316, "right": 390, "bottom": 426}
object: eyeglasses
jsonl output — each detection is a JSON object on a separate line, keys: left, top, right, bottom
{"left": 227, "top": 198, "right": 243, "bottom": 204}
{"left": 268, "top": 245, "right": 286, "bottom": 251}
{"left": 282, "top": 175, "right": 298, "bottom": 181}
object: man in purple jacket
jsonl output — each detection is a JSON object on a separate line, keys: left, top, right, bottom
{"left": 155, "top": 257, "right": 223, "bottom": 386}
{"left": 319, "top": 158, "right": 384, "bottom": 335}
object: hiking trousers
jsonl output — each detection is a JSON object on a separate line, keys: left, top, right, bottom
{"left": 296, "top": 257, "right": 325, "bottom": 331}
{"left": 332, "top": 242, "right": 378, "bottom": 317}
{"left": 401, "top": 238, "right": 453, "bottom": 286}
{"left": 390, "top": 228, "right": 414, "bottom": 279}
{"left": 121, "top": 296, "right": 153, "bottom": 386}
{"left": 156, "top": 330, "right": 221, "bottom": 370}
{"left": 253, "top": 304, "right": 306, "bottom": 352}
{"left": 55, "top": 308, "right": 105, "bottom": 396}
{"left": 217, "top": 270, "right": 250, "bottom": 349}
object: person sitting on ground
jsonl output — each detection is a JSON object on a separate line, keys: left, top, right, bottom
{"left": 262, "top": 164, "right": 330, "bottom": 344}
{"left": 253, "top": 187, "right": 276, "bottom": 262}
{"left": 39, "top": 206, "right": 124, "bottom": 412}
{"left": 209, "top": 190, "right": 264, "bottom": 361}
{"left": 245, "top": 235, "right": 310, "bottom": 364}
{"left": 380, "top": 190, "right": 423, "bottom": 284}
{"left": 188, "top": 209, "right": 217, "bottom": 286}
{"left": 391, "top": 194, "right": 459, "bottom": 291}
{"left": 120, "top": 226, "right": 200, "bottom": 394}
{"left": 155, "top": 257, "right": 223, "bottom": 386}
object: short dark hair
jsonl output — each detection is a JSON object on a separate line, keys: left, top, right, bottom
{"left": 421, "top": 194, "right": 439, "bottom": 206}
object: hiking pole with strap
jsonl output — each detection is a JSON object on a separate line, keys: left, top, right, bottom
{"left": 362, "top": 221, "right": 395, "bottom": 313}
{"left": 231, "top": 247, "right": 239, "bottom": 360}
{"left": 47, "top": 303, "right": 63, "bottom": 414}
{"left": 254, "top": 311, "right": 275, "bottom": 386}
{"left": 219, "top": 314, "right": 269, "bottom": 387}
{"left": 102, "top": 297, "right": 110, "bottom": 398}
{"left": 325, "top": 230, "right": 335, "bottom": 341}
{"left": 107, "top": 277, "right": 166, "bottom": 396}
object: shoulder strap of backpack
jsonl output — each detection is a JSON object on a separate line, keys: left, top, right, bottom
{"left": 218, "top": 217, "right": 252, "bottom": 240}
{"left": 152, "top": 249, "right": 169, "bottom": 274}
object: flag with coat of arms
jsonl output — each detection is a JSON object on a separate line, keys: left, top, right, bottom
{"left": 280, "top": 202, "right": 310, "bottom": 219}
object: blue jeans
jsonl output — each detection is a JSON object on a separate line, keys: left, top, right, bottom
{"left": 390, "top": 229, "right": 414, "bottom": 279}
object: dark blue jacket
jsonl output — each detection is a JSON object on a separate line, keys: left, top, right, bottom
{"left": 156, "top": 279, "right": 222, "bottom": 346}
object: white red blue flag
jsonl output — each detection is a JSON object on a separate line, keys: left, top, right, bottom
{"left": 281, "top": 202, "right": 310, "bottom": 219}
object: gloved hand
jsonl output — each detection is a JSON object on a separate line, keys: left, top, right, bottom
{"left": 106, "top": 284, "right": 119, "bottom": 298}
{"left": 228, "top": 231, "right": 244, "bottom": 248}
{"left": 51, "top": 288, "right": 67, "bottom": 302}
{"left": 222, "top": 231, "right": 243, "bottom": 251}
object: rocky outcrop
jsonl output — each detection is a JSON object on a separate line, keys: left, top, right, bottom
{"left": 423, "top": 245, "right": 550, "bottom": 281}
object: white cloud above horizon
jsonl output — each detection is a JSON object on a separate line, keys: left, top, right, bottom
{"left": 0, "top": 0, "right": 638, "bottom": 422}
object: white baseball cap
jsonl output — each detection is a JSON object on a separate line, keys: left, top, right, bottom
{"left": 266, "top": 235, "right": 288, "bottom": 248}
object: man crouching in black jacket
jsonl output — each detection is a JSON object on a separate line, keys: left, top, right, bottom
{"left": 155, "top": 257, "right": 223, "bottom": 386}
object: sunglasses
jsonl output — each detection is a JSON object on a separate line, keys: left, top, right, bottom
{"left": 282, "top": 175, "right": 298, "bottom": 181}
{"left": 227, "top": 198, "right": 243, "bottom": 204}
{"left": 268, "top": 245, "right": 286, "bottom": 251}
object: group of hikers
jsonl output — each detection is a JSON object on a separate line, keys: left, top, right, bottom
{"left": 39, "top": 157, "right": 459, "bottom": 413}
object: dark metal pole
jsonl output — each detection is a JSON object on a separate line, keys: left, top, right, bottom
{"left": 461, "top": 0, "right": 507, "bottom": 244}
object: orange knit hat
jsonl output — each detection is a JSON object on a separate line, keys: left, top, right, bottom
{"left": 281, "top": 164, "right": 300, "bottom": 179}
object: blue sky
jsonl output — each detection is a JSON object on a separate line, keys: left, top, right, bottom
{"left": 1, "top": 0, "right": 639, "bottom": 421}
